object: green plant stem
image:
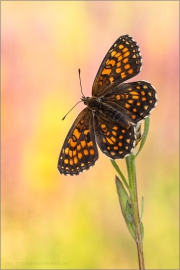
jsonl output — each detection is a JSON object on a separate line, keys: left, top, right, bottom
{"left": 126, "top": 153, "right": 145, "bottom": 269}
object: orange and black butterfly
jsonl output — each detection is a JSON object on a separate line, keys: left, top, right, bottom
{"left": 58, "top": 35, "right": 157, "bottom": 175}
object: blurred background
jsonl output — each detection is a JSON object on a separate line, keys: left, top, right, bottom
{"left": 2, "top": 1, "right": 179, "bottom": 269}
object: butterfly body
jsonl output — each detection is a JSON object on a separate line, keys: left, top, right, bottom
{"left": 58, "top": 35, "right": 157, "bottom": 176}
{"left": 83, "top": 96, "right": 130, "bottom": 128}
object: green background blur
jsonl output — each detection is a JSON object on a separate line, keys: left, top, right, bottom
{"left": 2, "top": 1, "right": 179, "bottom": 269}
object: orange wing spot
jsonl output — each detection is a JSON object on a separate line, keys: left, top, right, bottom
{"left": 73, "top": 150, "right": 77, "bottom": 156}
{"left": 119, "top": 135, "right": 123, "bottom": 139}
{"left": 118, "top": 142, "right": 123, "bottom": 147}
{"left": 111, "top": 50, "right": 117, "bottom": 57}
{"left": 113, "top": 126, "right": 118, "bottom": 130}
{"left": 118, "top": 151, "right": 123, "bottom": 155}
{"left": 99, "top": 82, "right": 103, "bottom": 86}
{"left": 141, "top": 91, "right": 146, "bottom": 95}
{"left": 128, "top": 100, "right": 134, "bottom": 104}
{"left": 78, "top": 152, "right": 82, "bottom": 159}
{"left": 87, "top": 141, "right": 93, "bottom": 147}
{"left": 69, "top": 150, "right": 73, "bottom": 157}
{"left": 125, "top": 41, "right": 130, "bottom": 45}
{"left": 109, "top": 77, "right": 114, "bottom": 83}
{"left": 106, "top": 131, "right": 110, "bottom": 136}
{"left": 81, "top": 140, "right": 86, "bottom": 148}
{"left": 148, "top": 92, "right": 152, "bottom": 96}
{"left": 112, "top": 131, "right": 117, "bottom": 136}
{"left": 125, "top": 146, "right": 129, "bottom": 151}
{"left": 68, "top": 138, "right": 77, "bottom": 148}
{"left": 130, "top": 91, "right": 138, "bottom": 95}
{"left": 123, "top": 51, "right": 130, "bottom": 57}
{"left": 74, "top": 157, "right": 78, "bottom": 164}
{"left": 128, "top": 87, "right": 132, "bottom": 91}
{"left": 111, "top": 136, "right": 116, "bottom": 143}
{"left": 131, "top": 115, "right": 136, "bottom": 119}
{"left": 119, "top": 44, "right": 124, "bottom": 49}
{"left": 144, "top": 105, "right": 149, "bottom": 110}
{"left": 125, "top": 103, "right": 130, "bottom": 108}
{"left": 124, "top": 64, "right": 130, "bottom": 69}
{"left": 116, "top": 95, "right": 121, "bottom": 100}
{"left": 107, "top": 146, "right": 111, "bottom": 150}
{"left": 123, "top": 58, "right": 128, "bottom": 63}
{"left": 143, "top": 85, "right": 148, "bottom": 89}
{"left": 118, "top": 55, "right": 123, "bottom": 61}
{"left": 116, "top": 68, "right": 121, "bottom": 73}
{"left": 136, "top": 86, "right": 141, "bottom": 89}
{"left": 81, "top": 163, "right": 85, "bottom": 167}
{"left": 70, "top": 159, "right": 73, "bottom": 165}
{"left": 133, "top": 108, "right": 137, "bottom": 112}
{"left": 106, "top": 137, "right": 114, "bottom": 145}
{"left": 128, "top": 69, "right": 134, "bottom": 74}
{"left": 117, "top": 62, "right": 121, "bottom": 67}
{"left": 132, "top": 54, "right": 137, "bottom": 58}
{"left": 64, "top": 159, "right": 69, "bottom": 164}
{"left": 65, "top": 148, "right": 69, "bottom": 155}
{"left": 115, "top": 52, "right": 121, "bottom": 58}
{"left": 132, "top": 95, "right": 139, "bottom": 99}
{"left": 102, "top": 68, "right": 112, "bottom": 76}
{"left": 90, "top": 149, "right": 95, "bottom": 155}
{"left": 84, "top": 149, "right": 88, "bottom": 156}
{"left": 122, "top": 47, "right": 128, "bottom": 53}
{"left": 106, "top": 59, "right": 116, "bottom": 66}
{"left": 136, "top": 102, "right": 141, "bottom": 106}
{"left": 103, "top": 137, "right": 106, "bottom": 143}
{"left": 142, "top": 97, "right": 147, "bottom": 101}
{"left": 121, "top": 72, "right": 126, "bottom": 79}
{"left": 122, "top": 129, "right": 126, "bottom": 133}
{"left": 101, "top": 124, "right": 106, "bottom": 129}
{"left": 126, "top": 139, "right": 131, "bottom": 144}
{"left": 84, "top": 129, "right": 89, "bottom": 135}
{"left": 113, "top": 146, "right": 118, "bottom": 150}
{"left": 77, "top": 144, "right": 81, "bottom": 151}
{"left": 110, "top": 152, "right": 116, "bottom": 156}
{"left": 73, "top": 129, "right": 81, "bottom": 139}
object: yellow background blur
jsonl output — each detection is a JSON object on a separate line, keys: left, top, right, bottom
{"left": 2, "top": 1, "right": 179, "bottom": 269}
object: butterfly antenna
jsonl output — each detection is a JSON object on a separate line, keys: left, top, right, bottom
{"left": 78, "top": 68, "right": 85, "bottom": 97}
{"left": 62, "top": 100, "right": 83, "bottom": 120}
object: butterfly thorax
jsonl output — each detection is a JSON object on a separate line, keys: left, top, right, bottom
{"left": 82, "top": 96, "right": 130, "bottom": 128}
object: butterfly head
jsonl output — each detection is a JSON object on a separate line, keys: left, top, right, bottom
{"left": 81, "top": 96, "right": 90, "bottom": 105}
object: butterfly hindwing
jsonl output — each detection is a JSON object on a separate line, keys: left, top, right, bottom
{"left": 102, "top": 81, "right": 157, "bottom": 124}
{"left": 93, "top": 111, "right": 136, "bottom": 159}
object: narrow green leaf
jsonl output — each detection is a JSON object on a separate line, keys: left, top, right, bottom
{"left": 111, "top": 159, "right": 129, "bottom": 190}
{"left": 140, "top": 222, "right": 144, "bottom": 240}
{"left": 140, "top": 197, "right": 145, "bottom": 220}
{"left": 126, "top": 200, "right": 133, "bottom": 223}
{"left": 115, "top": 175, "right": 136, "bottom": 241}
{"left": 135, "top": 117, "right": 150, "bottom": 158}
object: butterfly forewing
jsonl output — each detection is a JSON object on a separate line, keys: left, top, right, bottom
{"left": 92, "top": 35, "right": 142, "bottom": 97}
{"left": 58, "top": 108, "right": 98, "bottom": 175}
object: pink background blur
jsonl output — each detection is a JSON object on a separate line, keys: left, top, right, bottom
{"left": 2, "top": 1, "right": 179, "bottom": 269}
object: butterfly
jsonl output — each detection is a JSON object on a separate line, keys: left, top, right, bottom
{"left": 58, "top": 34, "right": 157, "bottom": 175}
